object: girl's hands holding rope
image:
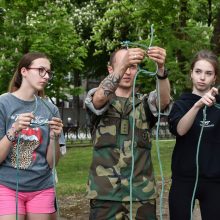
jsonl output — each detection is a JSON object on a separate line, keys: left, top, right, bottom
{"left": 48, "top": 117, "right": 63, "bottom": 140}
{"left": 12, "top": 112, "right": 35, "bottom": 132}
{"left": 147, "top": 46, "right": 166, "bottom": 72}
{"left": 194, "top": 87, "right": 218, "bottom": 108}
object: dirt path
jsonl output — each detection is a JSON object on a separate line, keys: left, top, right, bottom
{"left": 58, "top": 193, "right": 89, "bottom": 220}
{"left": 58, "top": 196, "right": 201, "bottom": 220}
{"left": 58, "top": 182, "right": 202, "bottom": 220}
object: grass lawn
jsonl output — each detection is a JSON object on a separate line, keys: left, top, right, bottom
{"left": 56, "top": 139, "right": 175, "bottom": 197}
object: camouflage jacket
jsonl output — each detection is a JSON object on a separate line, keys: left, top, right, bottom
{"left": 85, "top": 89, "right": 158, "bottom": 201}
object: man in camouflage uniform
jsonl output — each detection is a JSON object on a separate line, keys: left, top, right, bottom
{"left": 85, "top": 46, "right": 171, "bottom": 220}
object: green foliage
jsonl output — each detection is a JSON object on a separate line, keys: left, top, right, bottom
{"left": 90, "top": 0, "right": 217, "bottom": 97}
{"left": 0, "top": 0, "right": 87, "bottom": 100}
{"left": 91, "top": 0, "right": 140, "bottom": 52}
{"left": 0, "top": 0, "right": 220, "bottom": 98}
{"left": 26, "top": 2, "right": 87, "bottom": 99}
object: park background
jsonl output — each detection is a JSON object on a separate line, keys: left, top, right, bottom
{"left": 1, "top": 0, "right": 220, "bottom": 219}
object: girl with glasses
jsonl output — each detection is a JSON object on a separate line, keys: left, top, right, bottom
{"left": 0, "top": 52, "right": 65, "bottom": 220}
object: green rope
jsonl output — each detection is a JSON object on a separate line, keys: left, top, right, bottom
{"left": 190, "top": 106, "right": 207, "bottom": 220}
{"left": 40, "top": 98, "right": 60, "bottom": 217}
{"left": 190, "top": 91, "right": 220, "bottom": 219}
{"left": 189, "top": 86, "right": 220, "bottom": 219}
{"left": 15, "top": 95, "right": 38, "bottom": 220}
{"left": 155, "top": 76, "right": 164, "bottom": 219}
{"left": 126, "top": 24, "right": 166, "bottom": 220}
{"left": 15, "top": 96, "right": 59, "bottom": 219}
{"left": 130, "top": 67, "right": 167, "bottom": 220}
{"left": 15, "top": 137, "right": 20, "bottom": 220}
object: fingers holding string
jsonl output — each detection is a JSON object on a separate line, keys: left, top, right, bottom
{"left": 147, "top": 46, "right": 166, "bottom": 68}
{"left": 202, "top": 88, "right": 218, "bottom": 106}
{"left": 14, "top": 112, "right": 35, "bottom": 131}
{"left": 210, "top": 87, "right": 218, "bottom": 96}
{"left": 128, "top": 48, "right": 146, "bottom": 64}
{"left": 48, "top": 117, "right": 63, "bottom": 138}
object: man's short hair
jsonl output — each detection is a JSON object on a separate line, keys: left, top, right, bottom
{"left": 108, "top": 47, "right": 127, "bottom": 68}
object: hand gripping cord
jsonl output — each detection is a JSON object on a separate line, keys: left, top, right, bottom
{"left": 121, "top": 24, "right": 168, "bottom": 220}
{"left": 15, "top": 95, "right": 59, "bottom": 220}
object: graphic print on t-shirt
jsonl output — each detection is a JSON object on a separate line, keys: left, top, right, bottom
{"left": 10, "top": 127, "right": 43, "bottom": 169}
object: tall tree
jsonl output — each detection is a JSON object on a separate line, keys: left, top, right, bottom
{"left": 0, "top": 0, "right": 87, "bottom": 104}
{"left": 0, "top": 0, "right": 220, "bottom": 99}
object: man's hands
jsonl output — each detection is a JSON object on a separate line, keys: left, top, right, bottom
{"left": 147, "top": 46, "right": 166, "bottom": 74}
{"left": 112, "top": 48, "right": 146, "bottom": 74}
{"left": 113, "top": 46, "right": 166, "bottom": 75}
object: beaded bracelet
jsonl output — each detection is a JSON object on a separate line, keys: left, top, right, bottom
{"left": 6, "top": 125, "right": 18, "bottom": 142}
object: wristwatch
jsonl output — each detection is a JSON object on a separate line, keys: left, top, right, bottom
{"left": 156, "top": 69, "right": 169, "bottom": 80}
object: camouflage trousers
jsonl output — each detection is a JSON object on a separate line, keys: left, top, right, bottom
{"left": 89, "top": 199, "right": 157, "bottom": 220}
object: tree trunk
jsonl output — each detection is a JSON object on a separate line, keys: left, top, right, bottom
{"left": 207, "top": 0, "right": 212, "bottom": 26}
{"left": 211, "top": 7, "right": 220, "bottom": 55}
{"left": 175, "top": 0, "right": 189, "bottom": 73}
{"left": 72, "top": 71, "right": 81, "bottom": 126}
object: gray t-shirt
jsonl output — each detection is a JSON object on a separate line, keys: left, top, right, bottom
{"left": 0, "top": 93, "right": 65, "bottom": 192}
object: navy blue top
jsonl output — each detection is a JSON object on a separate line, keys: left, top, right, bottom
{"left": 168, "top": 93, "right": 220, "bottom": 180}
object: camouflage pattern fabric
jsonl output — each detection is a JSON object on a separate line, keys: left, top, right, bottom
{"left": 89, "top": 199, "right": 157, "bottom": 220}
{"left": 86, "top": 93, "right": 158, "bottom": 202}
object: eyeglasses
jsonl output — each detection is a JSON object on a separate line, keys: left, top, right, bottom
{"left": 27, "top": 67, "right": 53, "bottom": 80}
